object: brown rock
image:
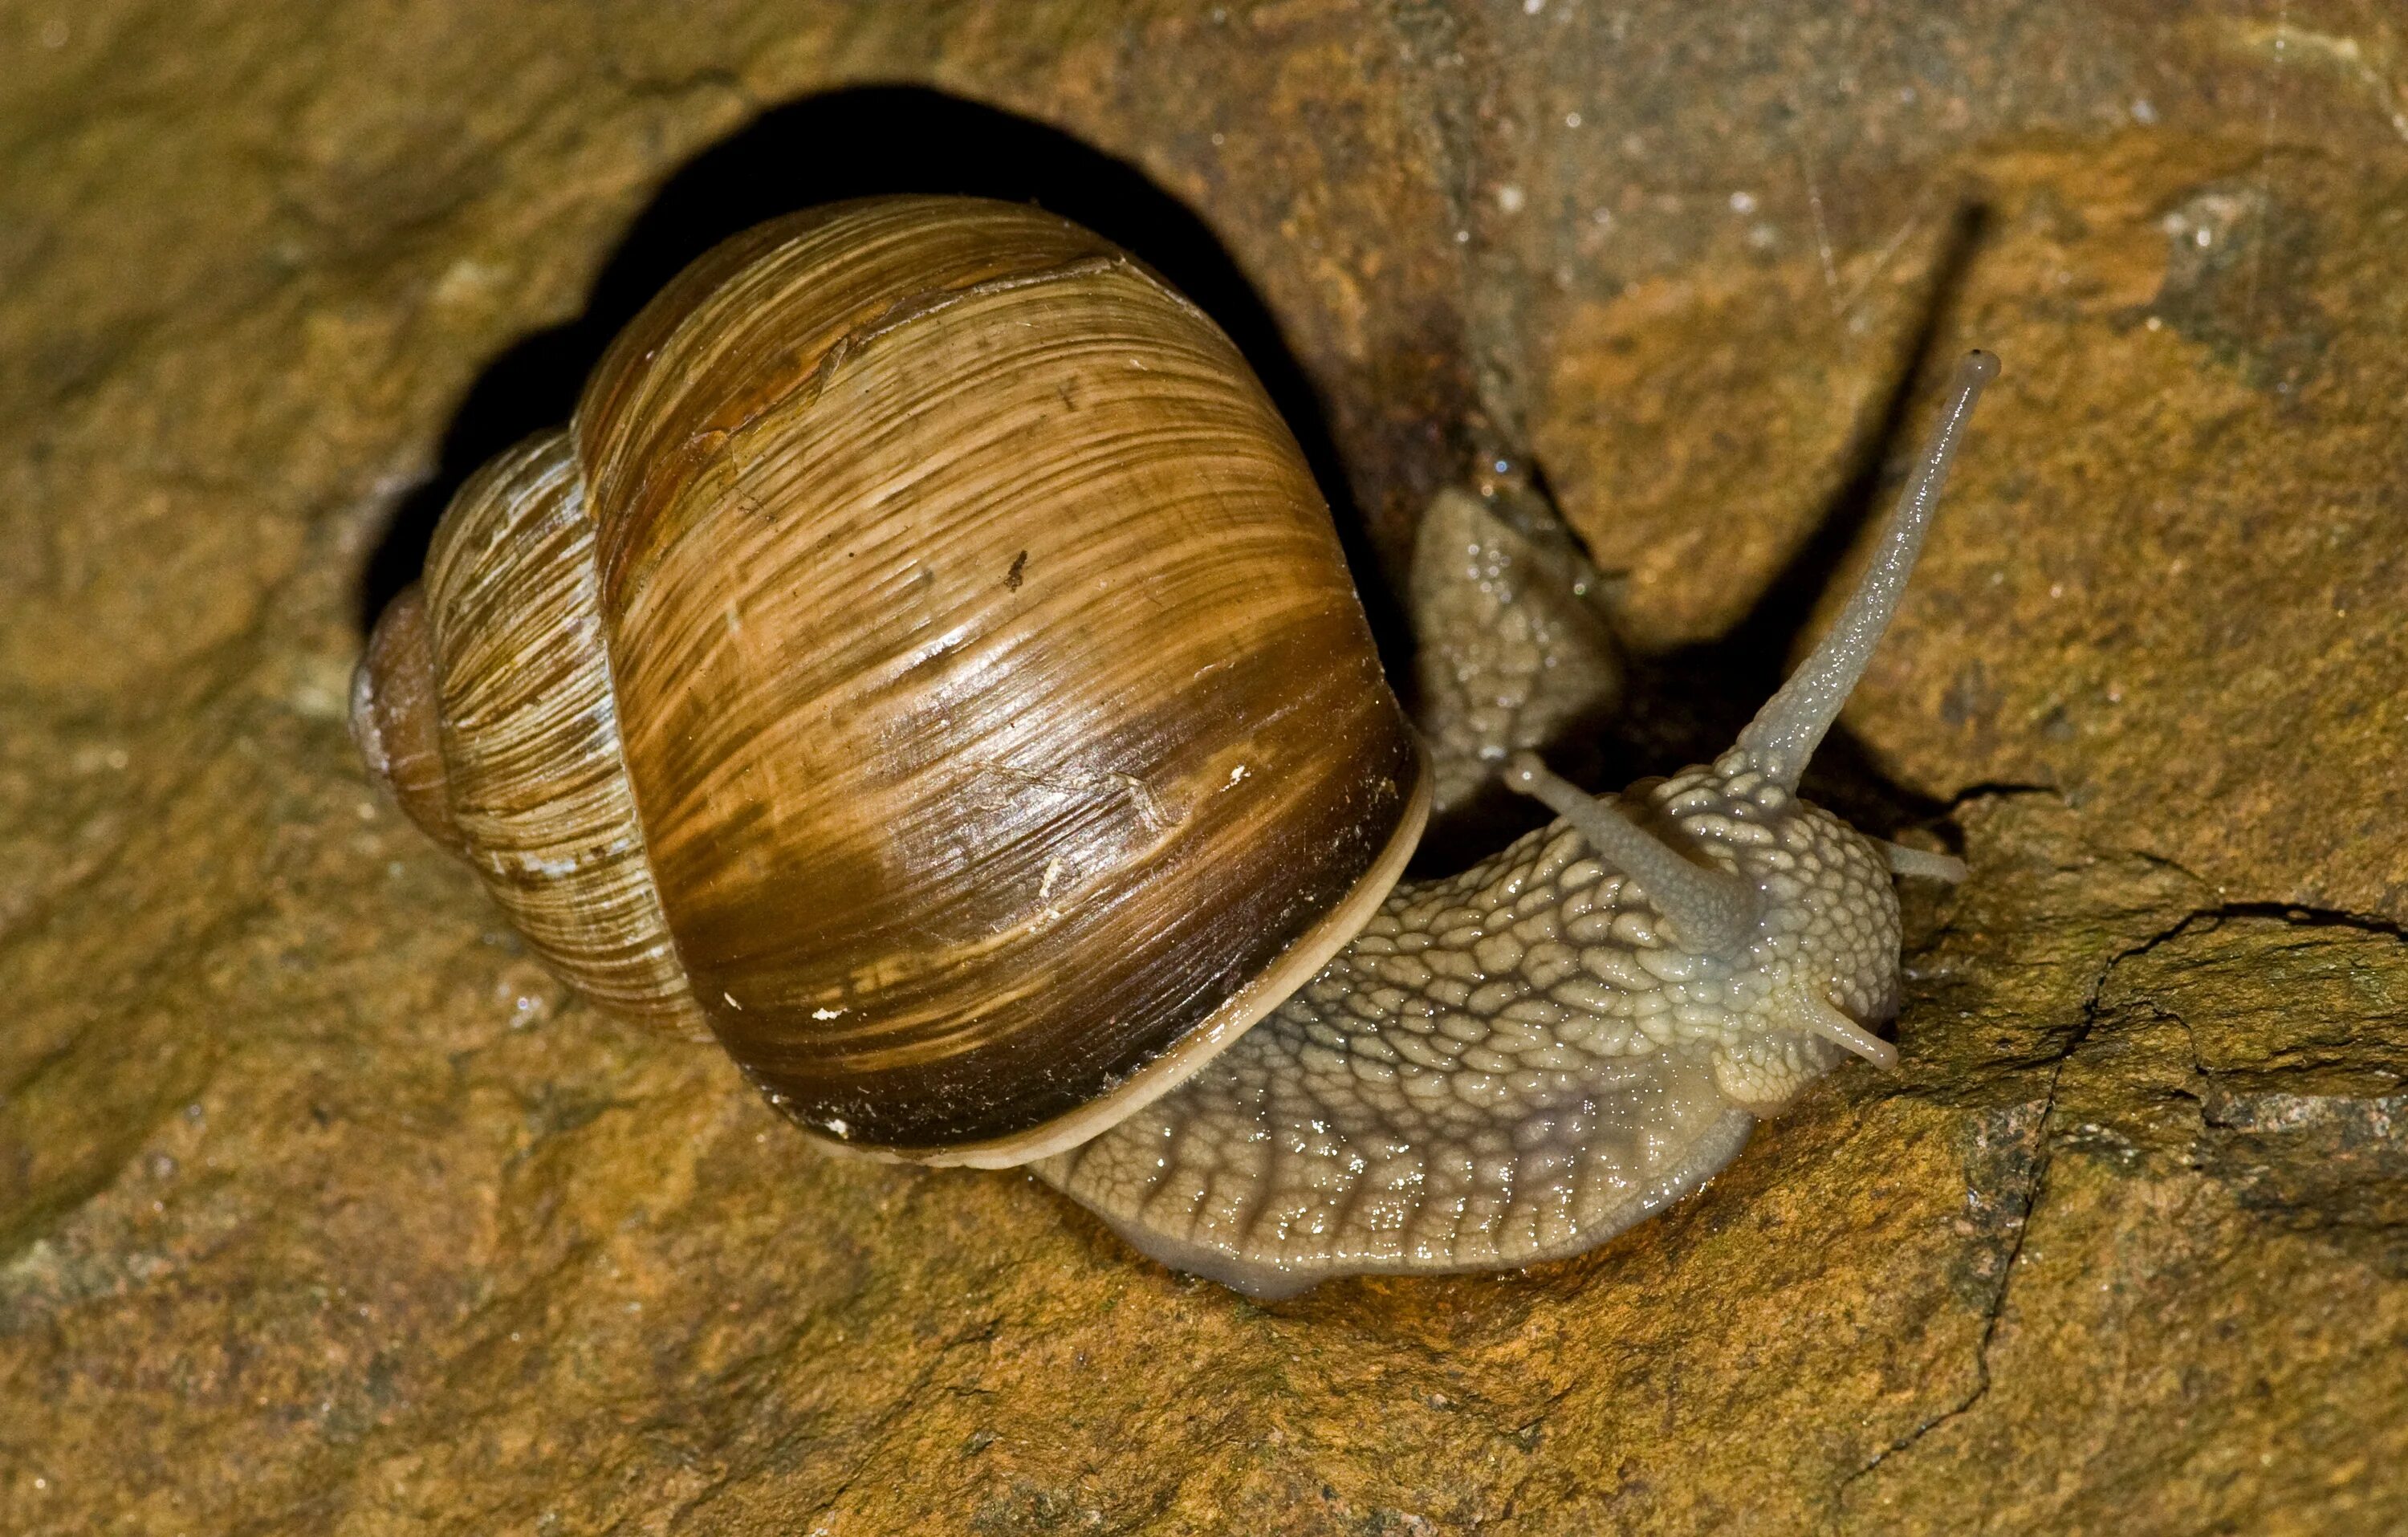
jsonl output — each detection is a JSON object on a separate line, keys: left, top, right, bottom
{"left": 5, "top": 2, "right": 2406, "bottom": 1533}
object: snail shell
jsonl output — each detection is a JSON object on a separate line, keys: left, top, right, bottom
{"left": 356, "top": 196, "right": 1426, "bottom": 1166}
{"left": 357, "top": 193, "right": 1998, "bottom": 1296}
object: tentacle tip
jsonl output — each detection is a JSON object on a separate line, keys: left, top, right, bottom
{"left": 1962, "top": 348, "right": 2001, "bottom": 384}
{"left": 1503, "top": 750, "right": 1546, "bottom": 791}
{"left": 1792, "top": 990, "right": 1902, "bottom": 1072}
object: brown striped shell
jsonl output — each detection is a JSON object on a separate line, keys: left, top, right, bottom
{"left": 354, "top": 197, "right": 1428, "bottom": 1167}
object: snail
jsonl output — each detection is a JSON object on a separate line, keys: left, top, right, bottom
{"left": 353, "top": 195, "right": 1996, "bottom": 1299}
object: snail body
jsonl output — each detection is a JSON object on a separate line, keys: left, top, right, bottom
{"left": 356, "top": 194, "right": 1995, "bottom": 1297}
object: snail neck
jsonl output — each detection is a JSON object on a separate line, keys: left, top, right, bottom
{"left": 352, "top": 583, "right": 467, "bottom": 855}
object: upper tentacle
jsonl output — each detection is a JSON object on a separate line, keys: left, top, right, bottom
{"left": 1735, "top": 350, "right": 1998, "bottom": 787}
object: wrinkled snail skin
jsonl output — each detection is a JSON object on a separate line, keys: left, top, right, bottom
{"left": 352, "top": 192, "right": 1997, "bottom": 1297}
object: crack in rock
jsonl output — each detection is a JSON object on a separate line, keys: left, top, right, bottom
{"left": 1840, "top": 896, "right": 2408, "bottom": 1504}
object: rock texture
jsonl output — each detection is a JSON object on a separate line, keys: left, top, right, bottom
{"left": 5, "top": 2, "right": 2407, "bottom": 1532}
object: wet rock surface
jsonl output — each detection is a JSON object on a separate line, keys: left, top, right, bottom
{"left": 4, "top": 2, "right": 2406, "bottom": 1531}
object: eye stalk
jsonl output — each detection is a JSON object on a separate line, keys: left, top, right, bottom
{"left": 1736, "top": 348, "right": 2000, "bottom": 788}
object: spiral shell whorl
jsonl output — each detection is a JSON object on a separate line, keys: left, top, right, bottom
{"left": 419, "top": 432, "right": 710, "bottom": 1039}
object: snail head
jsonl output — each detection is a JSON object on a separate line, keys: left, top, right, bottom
{"left": 1503, "top": 350, "right": 1997, "bottom": 1106}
